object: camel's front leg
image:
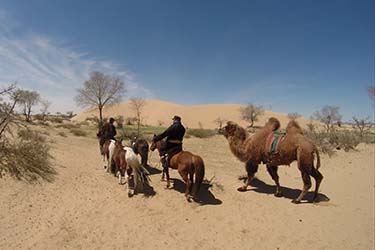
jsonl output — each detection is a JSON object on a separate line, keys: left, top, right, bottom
{"left": 238, "top": 162, "right": 258, "bottom": 192}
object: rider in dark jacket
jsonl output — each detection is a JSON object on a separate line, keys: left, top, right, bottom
{"left": 153, "top": 115, "right": 185, "bottom": 167}
{"left": 97, "top": 117, "right": 117, "bottom": 155}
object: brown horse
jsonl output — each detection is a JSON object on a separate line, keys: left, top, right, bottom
{"left": 150, "top": 139, "right": 205, "bottom": 202}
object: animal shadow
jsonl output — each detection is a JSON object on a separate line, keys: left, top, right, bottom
{"left": 248, "top": 178, "right": 330, "bottom": 203}
{"left": 144, "top": 164, "right": 162, "bottom": 176}
{"left": 171, "top": 178, "right": 222, "bottom": 205}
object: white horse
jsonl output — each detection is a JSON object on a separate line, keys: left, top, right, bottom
{"left": 113, "top": 143, "right": 150, "bottom": 197}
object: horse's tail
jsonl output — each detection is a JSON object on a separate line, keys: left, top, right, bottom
{"left": 126, "top": 149, "right": 150, "bottom": 192}
{"left": 191, "top": 155, "right": 205, "bottom": 198}
{"left": 314, "top": 146, "right": 321, "bottom": 170}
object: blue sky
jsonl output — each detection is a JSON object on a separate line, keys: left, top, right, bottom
{"left": 0, "top": 0, "right": 374, "bottom": 121}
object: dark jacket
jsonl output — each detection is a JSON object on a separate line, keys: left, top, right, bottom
{"left": 154, "top": 121, "right": 185, "bottom": 143}
{"left": 154, "top": 121, "right": 185, "bottom": 157}
{"left": 98, "top": 123, "right": 117, "bottom": 140}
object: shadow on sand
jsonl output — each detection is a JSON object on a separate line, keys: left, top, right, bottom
{"left": 143, "top": 164, "right": 162, "bottom": 176}
{"left": 244, "top": 178, "right": 330, "bottom": 204}
{"left": 171, "top": 178, "right": 222, "bottom": 206}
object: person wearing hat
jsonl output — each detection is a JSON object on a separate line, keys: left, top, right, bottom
{"left": 153, "top": 115, "right": 186, "bottom": 172}
{"left": 97, "top": 117, "right": 117, "bottom": 155}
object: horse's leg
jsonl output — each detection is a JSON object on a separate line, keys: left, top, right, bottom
{"left": 125, "top": 171, "right": 132, "bottom": 197}
{"left": 292, "top": 170, "right": 312, "bottom": 204}
{"left": 117, "top": 168, "right": 122, "bottom": 184}
{"left": 310, "top": 167, "right": 323, "bottom": 202}
{"left": 179, "top": 169, "right": 192, "bottom": 202}
{"left": 266, "top": 165, "right": 282, "bottom": 197}
{"left": 189, "top": 172, "right": 194, "bottom": 194}
{"left": 237, "top": 162, "right": 258, "bottom": 192}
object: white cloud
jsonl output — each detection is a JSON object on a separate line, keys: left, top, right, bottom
{"left": 0, "top": 8, "right": 152, "bottom": 114}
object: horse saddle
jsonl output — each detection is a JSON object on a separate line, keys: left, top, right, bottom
{"left": 265, "top": 130, "right": 286, "bottom": 155}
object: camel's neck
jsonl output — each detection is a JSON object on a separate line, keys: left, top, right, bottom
{"left": 227, "top": 136, "right": 250, "bottom": 162}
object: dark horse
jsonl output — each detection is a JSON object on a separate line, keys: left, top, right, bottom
{"left": 131, "top": 137, "right": 149, "bottom": 167}
{"left": 150, "top": 139, "right": 205, "bottom": 202}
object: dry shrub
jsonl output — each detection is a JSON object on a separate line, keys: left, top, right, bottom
{"left": 69, "top": 128, "right": 87, "bottom": 137}
{"left": 0, "top": 129, "right": 55, "bottom": 182}
{"left": 55, "top": 123, "right": 80, "bottom": 130}
{"left": 58, "top": 131, "right": 67, "bottom": 137}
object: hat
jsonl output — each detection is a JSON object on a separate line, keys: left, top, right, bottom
{"left": 172, "top": 115, "right": 181, "bottom": 121}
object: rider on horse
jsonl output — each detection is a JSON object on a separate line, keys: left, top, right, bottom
{"left": 153, "top": 115, "right": 186, "bottom": 171}
{"left": 97, "top": 117, "right": 117, "bottom": 155}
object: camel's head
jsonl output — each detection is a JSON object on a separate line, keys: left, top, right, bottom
{"left": 219, "top": 121, "right": 247, "bottom": 140}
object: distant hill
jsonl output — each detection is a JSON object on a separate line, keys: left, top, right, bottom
{"left": 72, "top": 99, "right": 314, "bottom": 129}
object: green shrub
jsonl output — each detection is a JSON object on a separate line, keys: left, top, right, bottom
{"left": 186, "top": 128, "right": 217, "bottom": 138}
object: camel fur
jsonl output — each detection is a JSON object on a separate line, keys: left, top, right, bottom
{"left": 220, "top": 117, "right": 323, "bottom": 204}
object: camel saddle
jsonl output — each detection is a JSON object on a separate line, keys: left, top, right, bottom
{"left": 265, "top": 130, "right": 286, "bottom": 155}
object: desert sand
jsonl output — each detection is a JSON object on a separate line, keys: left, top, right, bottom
{"left": 0, "top": 120, "right": 374, "bottom": 250}
{"left": 0, "top": 125, "right": 375, "bottom": 250}
{"left": 72, "top": 99, "right": 316, "bottom": 129}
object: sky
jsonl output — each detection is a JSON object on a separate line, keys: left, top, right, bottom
{"left": 0, "top": 0, "right": 374, "bottom": 121}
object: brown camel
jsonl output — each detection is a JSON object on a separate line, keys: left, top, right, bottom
{"left": 219, "top": 117, "right": 323, "bottom": 204}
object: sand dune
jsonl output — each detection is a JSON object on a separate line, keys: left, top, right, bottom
{"left": 72, "top": 99, "right": 315, "bottom": 129}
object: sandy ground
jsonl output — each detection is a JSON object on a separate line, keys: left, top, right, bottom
{"left": 0, "top": 130, "right": 374, "bottom": 250}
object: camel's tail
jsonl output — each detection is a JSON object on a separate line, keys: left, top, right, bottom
{"left": 314, "top": 146, "right": 321, "bottom": 170}
{"left": 191, "top": 155, "right": 205, "bottom": 198}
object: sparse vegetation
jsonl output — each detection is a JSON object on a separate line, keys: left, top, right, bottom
{"left": 312, "top": 105, "right": 342, "bottom": 133}
{"left": 305, "top": 123, "right": 375, "bottom": 155}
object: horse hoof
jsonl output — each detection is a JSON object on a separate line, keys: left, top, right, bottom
{"left": 237, "top": 186, "right": 247, "bottom": 192}
{"left": 291, "top": 199, "right": 300, "bottom": 204}
{"left": 274, "top": 193, "right": 282, "bottom": 197}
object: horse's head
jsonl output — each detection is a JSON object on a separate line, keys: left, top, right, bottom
{"left": 150, "top": 134, "right": 162, "bottom": 152}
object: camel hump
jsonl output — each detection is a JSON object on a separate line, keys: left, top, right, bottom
{"left": 267, "top": 117, "right": 281, "bottom": 131}
{"left": 286, "top": 120, "right": 303, "bottom": 134}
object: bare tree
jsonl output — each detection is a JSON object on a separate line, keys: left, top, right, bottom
{"left": 287, "top": 112, "right": 301, "bottom": 120}
{"left": 368, "top": 85, "right": 375, "bottom": 104}
{"left": 240, "top": 103, "right": 264, "bottom": 128}
{"left": 352, "top": 116, "right": 372, "bottom": 137}
{"left": 130, "top": 98, "right": 146, "bottom": 137}
{"left": 18, "top": 90, "right": 40, "bottom": 122}
{"left": 0, "top": 84, "right": 21, "bottom": 138}
{"left": 213, "top": 116, "right": 227, "bottom": 129}
{"left": 313, "top": 105, "right": 342, "bottom": 132}
{"left": 39, "top": 99, "right": 51, "bottom": 120}
{"left": 74, "top": 71, "right": 126, "bottom": 124}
